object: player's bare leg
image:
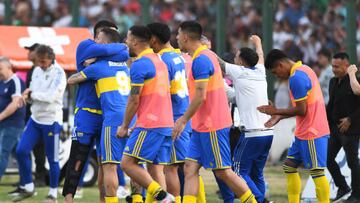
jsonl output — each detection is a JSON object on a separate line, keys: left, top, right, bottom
{"left": 102, "top": 163, "right": 119, "bottom": 199}
{"left": 147, "top": 163, "right": 166, "bottom": 189}
{"left": 164, "top": 164, "right": 180, "bottom": 197}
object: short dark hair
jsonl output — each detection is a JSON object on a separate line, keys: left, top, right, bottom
{"left": 35, "top": 45, "right": 55, "bottom": 60}
{"left": 318, "top": 48, "right": 331, "bottom": 60}
{"left": 93, "top": 20, "right": 117, "bottom": 37}
{"left": 239, "top": 48, "right": 259, "bottom": 67}
{"left": 265, "top": 49, "right": 289, "bottom": 70}
{"left": 129, "top": 25, "right": 152, "bottom": 42}
{"left": 99, "top": 28, "right": 121, "bottom": 43}
{"left": 179, "top": 21, "right": 202, "bottom": 40}
{"left": 147, "top": 22, "right": 171, "bottom": 44}
{"left": 333, "top": 52, "right": 349, "bottom": 61}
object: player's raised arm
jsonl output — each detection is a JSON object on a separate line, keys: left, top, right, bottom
{"left": 250, "top": 35, "right": 264, "bottom": 65}
{"left": 348, "top": 64, "right": 360, "bottom": 95}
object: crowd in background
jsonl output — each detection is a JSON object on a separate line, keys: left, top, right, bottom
{"left": 0, "top": 0, "right": 359, "bottom": 64}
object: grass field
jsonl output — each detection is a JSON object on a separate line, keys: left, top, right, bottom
{"left": 0, "top": 165, "right": 309, "bottom": 203}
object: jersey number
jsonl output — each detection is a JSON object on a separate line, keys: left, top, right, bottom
{"left": 171, "top": 69, "right": 189, "bottom": 98}
{"left": 116, "top": 71, "right": 131, "bottom": 95}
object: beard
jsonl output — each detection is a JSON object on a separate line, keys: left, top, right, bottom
{"left": 129, "top": 50, "right": 136, "bottom": 57}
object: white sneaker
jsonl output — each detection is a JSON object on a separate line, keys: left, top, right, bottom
{"left": 74, "top": 188, "right": 83, "bottom": 199}
{"left": 157, "top": 193, "right": 175, "bottom": 203}
{"left": 117, "top": 186, "right": 130, "bottom": 199}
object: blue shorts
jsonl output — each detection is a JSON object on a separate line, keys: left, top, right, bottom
{"left": 101, "top": 125, "right": 127, "bottom": 164}
{"left": 74, "top": 109, "right": 103, "bottom": 134}
{"left": 123, "top": 127, "right": 172, "bottom": 165}
{"left": 73, "top": 109, "right": 102, "bottom": 156}
{"left": 186, "top": 128, "right": 232, "bottom": 170}
{"left": 170, "top": 130, "right": 190, "bottom": 164}
{"left": 287, "top": 135, "right": 329, "bottom": 169}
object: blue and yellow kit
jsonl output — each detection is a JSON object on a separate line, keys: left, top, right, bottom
{"left": 81, "top": 59, "right": 132, "bottom": 163}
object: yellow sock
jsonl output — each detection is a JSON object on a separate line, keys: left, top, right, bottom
{"left": 145, "top": 192, "right": 154, "bottom": 203}
{"left": 146, "top": 181, "right": 162, "bottom": 202}
{"left": 286, "top": 172, "right": 301, "bottom": 203}
{"left": 132, "top": 194, "right": 144, "bottom": 203}
{"left": 196, "top": 176, "right": 206, "bottom": 203}
{"left": 183, "top": 195, "right": 197, "bottom": 203}
{"left": 239, "top": 189, "right": 257, "bottom": 203}
{"left": 175, "top": 196, "right": 181, "bottom": 203}
{"left": 313, "top": 176, "right": 330, "bottom": 203}
{"left": 105, "top": 196, "right": 119, "bottom": 203}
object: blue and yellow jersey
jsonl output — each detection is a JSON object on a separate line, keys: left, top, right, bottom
{"left": 159, "top": 48, "right": 190, "bottom": 120}
{"left": 130, "top": 49, "right": 172, "bottom": 135}
{"left": 75, "top": 39, "right": 129, "bottom": 112}
{"left": 192, "top": 54, "right": 215, "bottom": 81}
{"left": 81, "top": 60, "right": 131, "bottom": 126}
{"left": 289, "top": 65, "right": 312, "bottom": 102}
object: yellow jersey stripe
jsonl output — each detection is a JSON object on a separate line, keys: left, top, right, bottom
{"left": 294, "top": 96, "right": 308, "bottom": 102}
{"left": 97, "top": 77, "right": 120, "bottom": 94}
{"left": 74, "top": 107, "right": 102, "bottom": 115}
{"left": 194, "top": 79, "right": 209, "bottom": 82}
{"left": 80, "top": 71, "right": 87, "bottom": 78}
{"left": 192, "top": 45, "right": 208, "bottom": 59}
{"left": 131, "top": 83, "right": 144, "bottom": 87}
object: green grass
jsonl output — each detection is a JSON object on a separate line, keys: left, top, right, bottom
{"left": 0, "top": 165, "right": 309, "bottom": 203}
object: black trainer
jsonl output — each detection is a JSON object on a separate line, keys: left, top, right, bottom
{"left": 11, "top": 189, "right": 35, "bottom": 202}
{"left": 344, "top": 194, "right": 360, "bottom": 203}
{"left": 332, "top": 187, "right": 351, "bottom": 203}
{"left": 8, "top": 187, "right": 25, "bottom": 197}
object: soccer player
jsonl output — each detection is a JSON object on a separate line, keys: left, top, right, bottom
{"left": 14, "top": 45, "right": 66, "bottom": 203}
{"left": 68, "top": 28, "right": 132, "bottom": 203}
{"left": 62, "top": 20, "right": 129, "bottom": 203}
{"left": 258, "top": 49, "right": 330, "bottom": 203}
{"left": 173, "top": 21, "right": 256, "bottom": 203}
{"left": 146, "top": 22, "right": 191, "bottom": 203}
{"left": 117, "top": 25, "right": 175, "bottom": 203}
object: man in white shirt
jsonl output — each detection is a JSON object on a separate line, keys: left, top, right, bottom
{"left": 13, "top": 45, "right": 66, "bottom": 203}
{"left": 219, "top": 35, "right": 273, "bottom": 203}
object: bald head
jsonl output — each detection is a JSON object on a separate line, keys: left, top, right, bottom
{"left": 0, "top": 57, "right": 13, "bottom": 80}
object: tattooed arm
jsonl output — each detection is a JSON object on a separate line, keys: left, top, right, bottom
{"left": 67, "top": 72, "right": 87, "bottom": 85}
{"left": 117, "top": 85, "right": 143, "bottom": 137}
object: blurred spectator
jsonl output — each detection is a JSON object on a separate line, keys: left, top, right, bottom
{"left": 2, "top": 0, "right": 358, "bottom": 65}
{"left": 282, "top": 0, "right": 304, "bottom": 28}
{"left": 317, "top": 48, "right": 334, "bottom": 105}
{"left": 13, "top": 0, "right": 33, "bottom": 26}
